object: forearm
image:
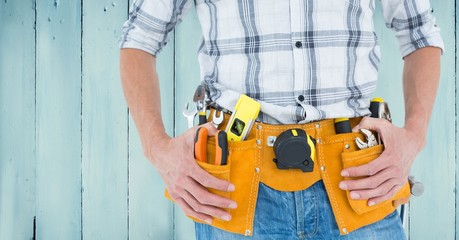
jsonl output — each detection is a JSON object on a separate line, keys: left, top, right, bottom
{"left": 120, "top": 48, "right": 169, "bottom": 158}
{"left": 402, "top": 47, "right": 441, "bottom": 147}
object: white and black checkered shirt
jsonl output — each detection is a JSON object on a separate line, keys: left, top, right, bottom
{"left": 120, "top": 0, "right": 444, "bottom": 124}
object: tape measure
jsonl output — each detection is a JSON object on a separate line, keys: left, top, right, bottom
{"left": 273, "top": 129, "right": 316, "bottom": 172}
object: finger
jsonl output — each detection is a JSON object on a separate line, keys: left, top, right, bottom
{"left": 347, "top": 178, "right": 400, "bottom": 201}
{"left": 174, "top": 197, "right": 213, "bottom": 224}
{"left": 181, "top": 189, "right": 233, "bottom": 222}
{"left": 188, "top": 122, "right": 217, "bottom": 136}
{"left": 200, "top": 122, "right": 218, "bottom": 136}
{"left": 191, "top": 164, "right": 236, "bottom": 192}
{"left": 340, "top": 167, "right": 394, "bottom": 191}
{"left": 352, "top": 117, "right": 385, "bottom": 132}
{"left": 341, "top": 154, "right": 387, "bottom": 178}
{"left": 183, "top": 176, "right": 237, "bottom": 209}
{"left": 367, "top": 184, "right": 402, "bottom": 206}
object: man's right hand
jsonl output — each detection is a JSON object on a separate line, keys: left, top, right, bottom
{"left": 147, "top": 122, "right": 237, "bottom": 224}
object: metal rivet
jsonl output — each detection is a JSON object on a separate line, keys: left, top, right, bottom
{"left": 321, "top": 166, "right": 326, "bottom": 171}
{"left": 316, "top": 138, "right": 322, "bottom": 144}
{"left": 267, "top": 136, "right": 276, "bottom": 147}
{"left": 342, "top": 228, "right": 348, "bottom": 234}
{"left": 256, "top": 139, "right": 261, "bottom": 145}
{"left": 255, "top": 167, "right": 260, "bottom": 173}
{"left": 257, "top": 125, "right": 262, "bottom": 130}
{"left": 245, "top": 230, "right": 251, "bottom": 236}
{"left": 345, "top": 144, "right": 350, "bottom": 149}
{"left": 315, "top": 123, "right": 320, "bottom": 129}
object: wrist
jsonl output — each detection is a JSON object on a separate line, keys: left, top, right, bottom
{"left": 142, "top": 126, "right": 170, "bottom": 161}
{"left": 403, "top": 122, "right": 427, "bottom": 152}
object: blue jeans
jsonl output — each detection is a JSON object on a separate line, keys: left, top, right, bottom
{"left": 196, "top": 181, "right": 406, "bottom": 240}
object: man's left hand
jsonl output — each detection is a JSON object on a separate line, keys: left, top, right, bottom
{"left": 339, "top": 117, "right": 425, "bottom": 206}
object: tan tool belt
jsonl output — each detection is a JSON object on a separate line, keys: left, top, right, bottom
{"left": 165, "top": 114, "right": 411, "bottom": 236}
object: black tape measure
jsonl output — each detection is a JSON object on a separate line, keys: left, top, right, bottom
{"left": 273, "top": 129, "right": 316, "bottom": 172}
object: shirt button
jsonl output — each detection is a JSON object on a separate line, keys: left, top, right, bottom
{"left": 295, "top": 41, "right": 302, "bottom": 48}
{"left": 298, "top": 95, "right": 305, "bottom": 102}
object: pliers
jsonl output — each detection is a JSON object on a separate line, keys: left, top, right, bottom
{"left": 194, "top": 127, "right": 229, "bottom": 165}
{"left": 355, "top": 128, "right": 379, "bottom": 149}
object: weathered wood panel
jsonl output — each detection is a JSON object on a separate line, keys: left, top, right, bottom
{"left": 0, "top": 0, "right": 456, "bottom": 239}
{"left": 81, "top": 0, "right": 128, "bottom": 239}
{"left": 127, "top": 0, "right": 176, "bottom": 238}
{"left": 35, "top": 0, "right": 82, "bottom": 239}
{"left": 0, "top": 1, "right": 36, "bottom": 239}
{"left": 374, "top": 0, "right": 456, "bottom": 239}
{"left": 174, "top": 5, "right": 202, "bottom": 240}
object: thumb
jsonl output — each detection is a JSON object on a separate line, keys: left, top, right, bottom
{"left": 352, "top": 117, "right": 381, "bottom": 133}
{"left": 200, "top": 122, "right": 218, "bottom": 136}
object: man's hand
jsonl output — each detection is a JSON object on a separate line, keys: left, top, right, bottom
{"left": 338, "top": 117, "right": 425, "bottom": 206}
{"left": 120, "top": 49, "right": 236, "bottom": 224}
{"left": 147, "top": 122, "right": 237, "bottom": 224}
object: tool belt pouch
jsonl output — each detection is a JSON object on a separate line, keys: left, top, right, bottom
{"left": 320, "top": 132, "right": 411, "bottom": 235}
{"left": 165, "top": 137, "right": 260, "bottom": 236}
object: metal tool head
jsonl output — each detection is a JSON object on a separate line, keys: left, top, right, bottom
{"left": 193, "top": 84, "right": 206, "bottom": 102}
{"left": 183, "top": 102, "right": 197, "bottom": 128}
{"left": 355, "top": 128, "right": 378, "bottom": 149}
{"left": 183, "top": 102, "right": 197, "bottom": 117}
{"left": 378, "top": 102, "right": 392, "bottom": 123}
{"left": 212, "top": 110, "right": 224, "bottom": 128}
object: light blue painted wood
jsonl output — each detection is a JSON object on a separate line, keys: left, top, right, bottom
{"left": 127, "top": 40, "right": 176, "bottom": 240}
{"left": 0, "top": 1, "right": 456, "bottom": 239}
{"left": 35, "top": 1, "right": 82, "bottom": 239}
{"left": 374, "top": 0, "right": 456, "bottom": 239}
{"left": 81, "top": 0, "right": 128, "bottom": 239}
{"left": 407, "top": 1, "right": 456, "bottom": 239}
{"left": 127, "top": 1, "right": 175, "bottom": 239}
{"left": 0, "top": 1, "right": 36, "bottom": 239}
{"left": 174, "top": 4, "right": 202, "bottom": 240}
{"left": 456, "top": 1, "right": 459, "bottom": 239}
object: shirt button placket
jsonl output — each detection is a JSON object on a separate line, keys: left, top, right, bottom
{"left": 290, "top": 0, "right": 306, "bottom": 120}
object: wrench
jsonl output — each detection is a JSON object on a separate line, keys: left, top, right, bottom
{"left": 212, "top": 110, "right": 224, "bottom": 129}
{"left": 182, "top": 102, "right": 197, "bottom": 129}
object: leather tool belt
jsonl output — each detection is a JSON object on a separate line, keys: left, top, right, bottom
{"left": 165, "top": 113, "right": 411, "bottom": 236}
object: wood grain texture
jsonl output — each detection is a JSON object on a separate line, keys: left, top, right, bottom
{"left": 0, "top": 0, "right": 456, "bottom": 239}
{"left": 127, "top": 40, "right": 175, "bottom": 240}
{"left": 408, "top": 1, "right": 456, "bottom": 239}
{"left": 127, "top": 1, "right": 175, "bottom": 239}
{"left": 81, "top": 0, "right": 128, "bottom": 239}
{"left": 35, "top": 0, "right": 82, "bottom": 239}
{"left": 0, "top": 1, "right": 36, "bottom": 239}
{"left": 174, "top": 5, "right": 202, "bottom": 240}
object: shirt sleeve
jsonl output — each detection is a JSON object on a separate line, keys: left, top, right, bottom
{"left": 119, "top": 0, "right": 193, "bottom": 56}
{"left": 381, "top": 0, "right": 445, "bottom": 58}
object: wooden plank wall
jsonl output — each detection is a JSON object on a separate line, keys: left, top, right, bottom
{"left": 0, "top": 0, "right": 455, "bottom": 239}
{"left": 0, "top": 1, "right": 36, "bottom": 239}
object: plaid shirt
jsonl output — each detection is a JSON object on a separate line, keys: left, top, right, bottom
{"left": 120, "top": 0, "right": 444, "bottom": 124}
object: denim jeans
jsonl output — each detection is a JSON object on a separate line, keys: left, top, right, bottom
{"left": 195, "top": 181, "right": 406, "bottom": 240}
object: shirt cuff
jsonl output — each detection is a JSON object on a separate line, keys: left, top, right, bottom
{"left": 399, "top": 32, "right": 445, "bottom": 58}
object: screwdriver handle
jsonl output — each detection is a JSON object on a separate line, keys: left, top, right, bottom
{"left": 194, "top": 127, "right": 208, "bottom": 163}
{"left": 215, "top": 131, "right": 228, "bottom": 165}
{"left": 198, "top": 112, "right": 207, "bottom": 125}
